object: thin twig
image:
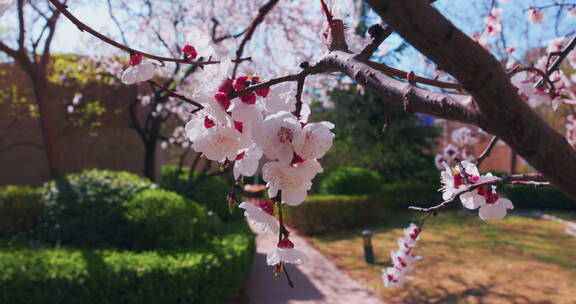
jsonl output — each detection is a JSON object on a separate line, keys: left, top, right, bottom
{"left": 47, "top": 0, "right": 233, "bottom": 66}
{"left": 232, "top": 0, "right": 280, "bottom": 78}
{"left": 147, "top": 80, "right": 204, "bottom": 113}
{"left": 476, "top": 136, "right": 499, "bottom": 166}
{"left": 366, "top": 61, "right": 461, "bottom": 89}
{"left": 535, "top": 34, "right": 576, "bottom": 88}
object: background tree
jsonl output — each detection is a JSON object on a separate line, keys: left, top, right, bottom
{"left": 313, "top": 85, "right": 439, "bottom": 183}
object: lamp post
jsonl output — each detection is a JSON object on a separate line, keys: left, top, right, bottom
{"left": 362, "top": 230, "right": 374, "bottom": 264}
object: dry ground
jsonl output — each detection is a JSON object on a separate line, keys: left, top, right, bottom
{"left": 305, "top": 211, "right": 576, "bottom": 304}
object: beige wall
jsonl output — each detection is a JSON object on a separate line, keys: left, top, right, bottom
{"left": 0, "top": 62, "right": 160, "bottom": 186}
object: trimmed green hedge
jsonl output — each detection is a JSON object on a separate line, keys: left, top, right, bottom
{"left": 285, "top": 183, "right": 440, "bottom": 235}
{"left": 318, "top": 167, "right": 383, "bottom": 195}
{"left": 0, "top": 185, "right": 41, "bottom": 237}
{"left": 0, "top": 221, "right": 255, "bottom": 304}
{"left": 160, "top": 166, "right": 242, "bottom": 221}
{"left": 124, "top": 189, "right": 214, "bottom": 250}
{"left": 501, "top": 185, "right": 575, "bottom": 210}
{"left": 38, "top": 169, "right": 153, "bottom": 247}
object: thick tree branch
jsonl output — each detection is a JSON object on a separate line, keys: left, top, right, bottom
{"left": 365, "top": 0, "right": 576, "bottom": 199}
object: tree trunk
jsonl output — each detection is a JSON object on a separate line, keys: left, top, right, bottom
{"left": 32, "top": 75, "right": 63, "bottom": 179}
{"left": 143, "top": 140, "right": 157, "bottom": 182}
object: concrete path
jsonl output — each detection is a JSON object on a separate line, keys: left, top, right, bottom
{"left": 245, "top": 222, "right": 383, "bottom": 304}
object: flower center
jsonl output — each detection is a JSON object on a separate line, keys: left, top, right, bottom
{"left": 277, "top": 127, "right": 294, "bottom": 143}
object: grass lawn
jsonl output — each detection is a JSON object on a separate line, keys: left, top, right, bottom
{"left": 304, "top": 210, "right": 576, "bottom": 304}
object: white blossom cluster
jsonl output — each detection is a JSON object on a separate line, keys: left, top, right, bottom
{"left": 441, "top": 161, "right": 514, "bottom": 220}
{"left": 382, "top": 223, "right": 422, "bottom": 287}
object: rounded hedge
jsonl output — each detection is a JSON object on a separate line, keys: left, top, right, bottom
{"left": 0, "top": 221, "right": 255, "bottom": 304}
{"left": 160, "top": 166, "right": 241, "bottom": 221}
{"left": 319, "top": 167, "right": 383, "bottom": 195}
{"left": 123, "top": 189, "right": 211, "bottom": 250}
{"left": 0, "top": 185, "right": 41, "bottom": 237}
{"left": 38, "top": 169, "right": 153, "bottom": 247}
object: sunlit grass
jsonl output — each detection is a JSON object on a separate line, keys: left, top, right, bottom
{"left": 304, "top": 211, "right": 576, "bottom": 304}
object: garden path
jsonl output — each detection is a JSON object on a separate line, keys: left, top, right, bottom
{"left": 245, "top": 221, "right": 383, "bottom": 304}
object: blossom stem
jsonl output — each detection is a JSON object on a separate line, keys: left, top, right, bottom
{"left": 282, "top": 263, "right": 295, "bottom": 288}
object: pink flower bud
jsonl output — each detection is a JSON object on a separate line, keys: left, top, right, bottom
{"left": 234, "top": 121, "right": 244, "bottom": 133}
{"left": 278, "top": 238, "right": 294, "bottom": 249}
{"left": 258, "top": 201, "right": 274, "bottom": 216}
{"left": 182, "top": 45, "right": 198, "bottom": 60}
{"left": 256, "top": 87, "right": 270, "bottom": 98}
{"left": 240, "top": 92, "right": 256, "bottom": 104}
{"left": 234, "top": 76, "right": 250, "bottom": 91}
{"left": 214, "top": 92, "right": 231, "bottom": 110}
{"left": 129, "top": 54, "right": 143, "bottom": 66}
{"left": 204, "top": 116, "right": 216, "bottom": 129}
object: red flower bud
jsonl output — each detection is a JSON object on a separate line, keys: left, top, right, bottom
{"left": 182, "top": 45, "right": 198, "bottom": 60}
{"left": 256, "top": 87, "right": 270, "bottom": 98}
{"left": 204, "top": 116, "right": 216, "bottom": 129}
{"left": 240, "top": 92, "right": 257, "bottom": 105}
{"left": 258, "top": 201, "right": 274, "bottom": 216}
{"left": 129, "top": 54, "right": 143, "bottom": 66}
{"left": 234, "top": 121, "right": 244, "bottom": 133}
{"left": 278, "top": 238, "right": 294, "bottom": 249}
{"left": 214, "top": 92, "right": 231, "bottom": 110}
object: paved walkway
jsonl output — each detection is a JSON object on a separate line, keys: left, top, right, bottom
{"left": 245, "top": 222, "right": 383, "bottom": 304}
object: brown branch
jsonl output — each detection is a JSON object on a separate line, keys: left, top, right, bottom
{"left": 365, "top": 61, "right": 461, "bottom": 90}
{"left": 365, "top": 0, "right": 576, "bottom": 200}
{"left": 0, "top": 142, "right": 44, "bottom": 153}
{"left": 46, "top": 0, "right": 222, "bottom": 66}
{"left": 147, "top": 80, "right": 203, "bottom": 113}
{"left": 535, "top": 34, "right": 576, "bottom": 88}
{"left": 408, "top": 173, "right": 546, "bottom": 213}
{"left": 17, "top": 0, "right": 25, "bottom": 50}
{"left": 356, "top": 24, "right": 394, "bottom": 60}
{"left": 211, "top": 18, "right": 247, "bottom": 44}
{"left": 476, "top": 136, "right": 499, "bottom": 167}
{"left": 232, "top": 0, "right": 280, "bottom": 78}
{"left": 294, "top": 78, "right": 305, "bottom": 119}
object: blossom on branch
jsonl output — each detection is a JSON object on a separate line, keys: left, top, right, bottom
{"left": 383, "top": 223, "right": 422, "bottom": 288}
{"left": 121, "top": 54, "right": 156, "bottom": 85}
{"left": 239, "top": 201, "right": 279, "bottom": 235}
{"left": 267, "top": 237, "right": 307, "bottom": 266}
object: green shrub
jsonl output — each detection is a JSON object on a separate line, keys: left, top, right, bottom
{"left": 123, "top": 189, "right": 212, "bottom": 250}
{"left": 0, "top": 185, "right": 41, "bottom": 237}
{"left": 0, "top": 221, "right": 255, "bottom": 304}
{"left": 319, "top": 167, "right": 383, "bottom": 195}
{"left": 160, "top": 166, "right": 241, "bottom": 221}
{"left": 284, "top": 195, "right": 389, "bottom": 234}
{"left": 285, "top": 183, "right": 440, "bottom": 235}
{"left": 38, "top": 169, "right": 153, "bottom": 247}
{"left": 501, "top": 185, "right": 575, "bottom": 210}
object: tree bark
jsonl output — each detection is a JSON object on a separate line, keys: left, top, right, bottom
{"left": 364, "top": 0, "right": 576, "bottom": 199}
{"left": 31, "top": 74, "right": 64, "bottom": 179}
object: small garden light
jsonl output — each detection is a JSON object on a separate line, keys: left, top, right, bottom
{"left": 362, "top": 230, "right": 374, "bottom": 264}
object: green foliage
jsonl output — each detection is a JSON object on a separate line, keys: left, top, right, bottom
{"left": 38, "top": 169, "right": 153, "bottom": 247}
{"left": 285, "top": 183, "right": 439, "bottom": 235}
{"left": 123, "top": 189, "right": 212, "bottom": 250}
{"left": 501, "top": 185, "right": 576, "bottom": 210}
{"left": 312, "top": 85, "right": 439, "bottom": 183}
{"left": 0, "top": 185, "right": 41, "bottom": 237}
{"left": 160, "top": 166, "right": 242, "bottom": 221}
{"left": 0, "top": 221, "right": 255, "bottom": 304}
{"left": 318, "top": 166, "right": 383, "bottom": 195}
